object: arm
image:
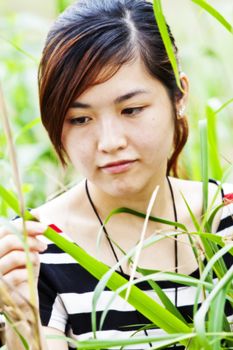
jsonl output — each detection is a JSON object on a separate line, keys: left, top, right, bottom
{"left": 43, "top": 327, "right": 68, "bottom": 350}
{"left": 0, "top": 220, "right": 69, "bottom": 350}
{"left": 5, "top": 324, "right": 68, "bottom": 350}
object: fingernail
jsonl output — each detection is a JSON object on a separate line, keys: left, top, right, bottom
{"left": 39, "top": 242, "right": 48, "bottom": 251}
{"left": 37, "top": 224, "right": 48, "bottom": 233}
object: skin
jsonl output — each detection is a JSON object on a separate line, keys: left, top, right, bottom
{"left": 0, "top": 58, "right": 223, "bottom": 350}
{"left": 62, "top": 58, "right": 183, "bottom": 204}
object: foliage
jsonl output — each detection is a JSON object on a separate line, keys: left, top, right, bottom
{"left": 0, "top": 0, "right": 233, "bottom": 349}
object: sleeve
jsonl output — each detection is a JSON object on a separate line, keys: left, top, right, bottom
{"left": 38, "top": 246, "right": 68, "bottom": 333}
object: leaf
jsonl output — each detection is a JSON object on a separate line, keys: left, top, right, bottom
{"left": 0, "top": 35, "right": 38, "bottom": 63}
{"left": 104, "top": 207, "right": 187, "bottom": 232}
{"left": 45, "top": 228, "right": 194, "bottom": 345}
{"left": 191, "top": 0, "right": 233, "bottom": 34}
{"left": 46, "top": 333, "right": 196, "bottom": 350}
{"left": 199, "top": 119, "right": 209, "bottom": 217}
{"left": 194, "top": 265, "right": 233, "bottom": 348}
{"left": 4, "top": 313, "right": 30, "bottom": 350}
{"left": 208, "top": 287, "right": 227, "bottom": 350}
{"left": 0, "top": 185, "right": 21, "bottom": 215}
{"left": 153, "top": 0, "right": 182, "bottom": 90}
{"left": 0, "top": 186, "right": 194, "bottom": 347}
{"left": 215, "top": 97, "right": 233, "bottom": 115}
{"left": 97, "top": 269, "right": 215, "bottom": 342}
{"left": 193, "top": 243, "right": 233, "bottom": 315}
{"left": 207, "top": 203, "right": 224, "bottom": 231}
{"left": 206, "top": 105, "right": 222, "bottom": 180}
{"left": 15, "top": 117, "right": 41, "bottom": 142}
{"left": 125, "top": 186, "right": 159, "bottom": 302}
{"left": 180, "top": 192, "right": 200, "bottom": 231}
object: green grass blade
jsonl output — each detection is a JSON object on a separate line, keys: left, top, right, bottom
{"left": 0, "top": 186, "right": 193, "bottom": 346}
{"left": 4, "top": 313, "right": 29, "bottom": 350}
{"left": 207, "top": 203, "right": 224, "bottom": 231}
{"left": 98, "top": 269, "right": 215, "bottom": 339}
{"left": 47, "top": 333, "right": 196, "bottom": 350}
{"left": 203, "top": 180, "right": 224, "bottom": 233}
{"left": 193, "top": 243, "right": 233, "bottom": 315}
{"left": 199, "top": 119, "right": 209, "bottom": 216}
{"left": 153, "top": 0, "right": 182, "bottom": 90}
{"left": 0, "top": 184, "right": 21, "bottom": 215}
{"left": 176, "top": 232, "right": 233, "bottom": 252}
{"left": 14, "top": 117, "right": 41, "bottom": 142}
{"left": 104, "top": 207, "right": 187, "bottom": 232}
{"left": 55, "top": 0, "right": 71, "bottom": 14}
{"left": 44, "top": 228, "right": 193, "bottom": 346}
{"left": 136, "top": 269, "right": 213, "bottom": 290}
{"left": 92, "top": 231, "right": 180, "bottom": 335}
{"left": 206, "top": 105, "right": 222, "bottom": 180}
{"left": 215, "top": 97, "right": 233, "bottom": 115}
{"left": 138, "top": 267, "right": 203, "bottom": 324}
{"left": 200, "top": 237, "right": 228, "bottom": 281}
{"left": 191, "top": 0, "right": 233, "bottom": 34}
{"left": 194, "top": 265, "right": 233, "bottom": 348}
{"left": 0, "top": 184, "right": 34, "bottom": 221}
{"left": 142, "top": 279, "right": 186, "bottom": 323}
{"left": 180, "top": 192, "right": 200, "bottom": 231}
{"left": 207, "top": 287, "right": 227, "bottom": 350}
{"left": 179, "top": 193, "right": 208, "bottom": 289}
{"left": 0, "top": 35, "right": 38, "bottom": 63}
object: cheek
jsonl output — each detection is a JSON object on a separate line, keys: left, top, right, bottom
{"left": 134, "top": 114, "right": 174, "bottom": 153}
{"left": 62, "top": 130, "right": 93, "bottom": 168}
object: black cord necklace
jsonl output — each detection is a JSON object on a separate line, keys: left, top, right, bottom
{"left": 85, "top": 177, "right": 179, "bottom": 345}
{"left": 85, "top": 179, "right": 124, "bottom": 274}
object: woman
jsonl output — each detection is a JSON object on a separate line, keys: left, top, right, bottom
{"left": 0, "top": 0, "right": 232, "bottom": 349}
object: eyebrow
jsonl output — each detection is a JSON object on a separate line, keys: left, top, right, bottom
{"left": 71, "top": 89, "right": 149, "bottom": 109}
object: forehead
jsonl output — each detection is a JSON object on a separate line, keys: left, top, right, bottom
{"left": 75, "top": 58, "right": 165, "bottom": 105}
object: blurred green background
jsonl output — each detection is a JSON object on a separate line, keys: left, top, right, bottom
{"left": 0, "top": 0, "right": 233, "bottom": 215}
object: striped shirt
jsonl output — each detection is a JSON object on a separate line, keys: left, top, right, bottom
{"left": 38, "top": 183, "right": 233, "bottom": 349}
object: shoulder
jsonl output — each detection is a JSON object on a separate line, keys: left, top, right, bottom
{"left": 171, "top": 177, "right": 229, "bottom": 232}
{"left": 172, "top": 177, "right": 223, "bottom": 205}
{"left": 221, "top": 182, "right": 233, "bottom": 199}
{"left": 31, "top": 179, "right": 88, "bottom": 231}
{"left": 31, "top": 179, "right": 99, "bottom": 245}
{"left": 217, "top": 182, "right": 233, "bottom": 234}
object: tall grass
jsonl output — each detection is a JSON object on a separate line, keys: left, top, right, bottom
{"left": 0, "top": 0, "right": 233, "bottom": 349}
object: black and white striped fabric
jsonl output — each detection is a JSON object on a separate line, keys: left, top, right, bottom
{"left": 38, "top": 183, "right": 233, "bottom": 350}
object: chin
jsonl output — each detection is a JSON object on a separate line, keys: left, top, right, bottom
{"left": 104, "top": 178, "right": 147, "bottom": 198}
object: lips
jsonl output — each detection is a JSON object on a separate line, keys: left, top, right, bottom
{"left": 101, "top": 160, "right": 135, "bottom": 168}
{"left": 100, "top": 159, "right": 137, "bottom": 174}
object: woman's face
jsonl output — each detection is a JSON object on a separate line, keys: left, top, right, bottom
{"left": 62, "top": 58, "right": 182, "bottom": 197}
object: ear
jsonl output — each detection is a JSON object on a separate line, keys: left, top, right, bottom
{"left": 176, "top": 72, "right": 189, "bottom": 117}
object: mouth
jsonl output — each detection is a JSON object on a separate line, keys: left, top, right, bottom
{"left": 100, "top": 160, "right": 137, "bottom": 174}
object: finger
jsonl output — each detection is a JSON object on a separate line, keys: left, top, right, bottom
{"left": 0, "top": 220, "right": 47, "bottom": 239}
{"left": 2, "top": 268, "right": 30, "bottom": 288}
{"left": 2, "top": 273, "right": 36, "bottom": 309}
{"left": 14, "top": 220, "right": 48, "bottom": 236}
{"left": 0, "top": 234, "right": 47, "bottom": 258}
{"left": 0, "top": 251, "right": 40, "bottom": 276}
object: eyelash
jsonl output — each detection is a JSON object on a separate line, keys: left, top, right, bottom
{"left": 68, "top": 116, "right": 91, "bottom": 125}
{"left": 68, "top": 107, "right": 145, "bottom": 125}
{"left": 122, "top": 107, "right": 144, "bottom": 117}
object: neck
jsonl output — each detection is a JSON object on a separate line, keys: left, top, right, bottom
{"left": 86, "top": 176, "right": 174, "bottom": 222}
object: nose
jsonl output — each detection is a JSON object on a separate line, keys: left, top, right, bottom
{"left": 97, "top": 116, "right": 127, "bottom": 153}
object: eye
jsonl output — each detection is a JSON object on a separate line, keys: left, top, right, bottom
{"left": 68, "top": 116, "right": 91, "bottom": 125}
{"left": 122, "top": 107, "right": 144, "bottom": 117}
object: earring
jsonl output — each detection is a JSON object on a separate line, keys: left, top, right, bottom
{"left": 177, "top": 106, "right": 185, "bottom": 120}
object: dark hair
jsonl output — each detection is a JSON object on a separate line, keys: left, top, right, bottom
{"left": 39, "top": 0, "right": 188, "bottom": 177}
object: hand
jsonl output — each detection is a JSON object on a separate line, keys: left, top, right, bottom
{"left": 0, "top": 220, "right": 47, "bottom": 311}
